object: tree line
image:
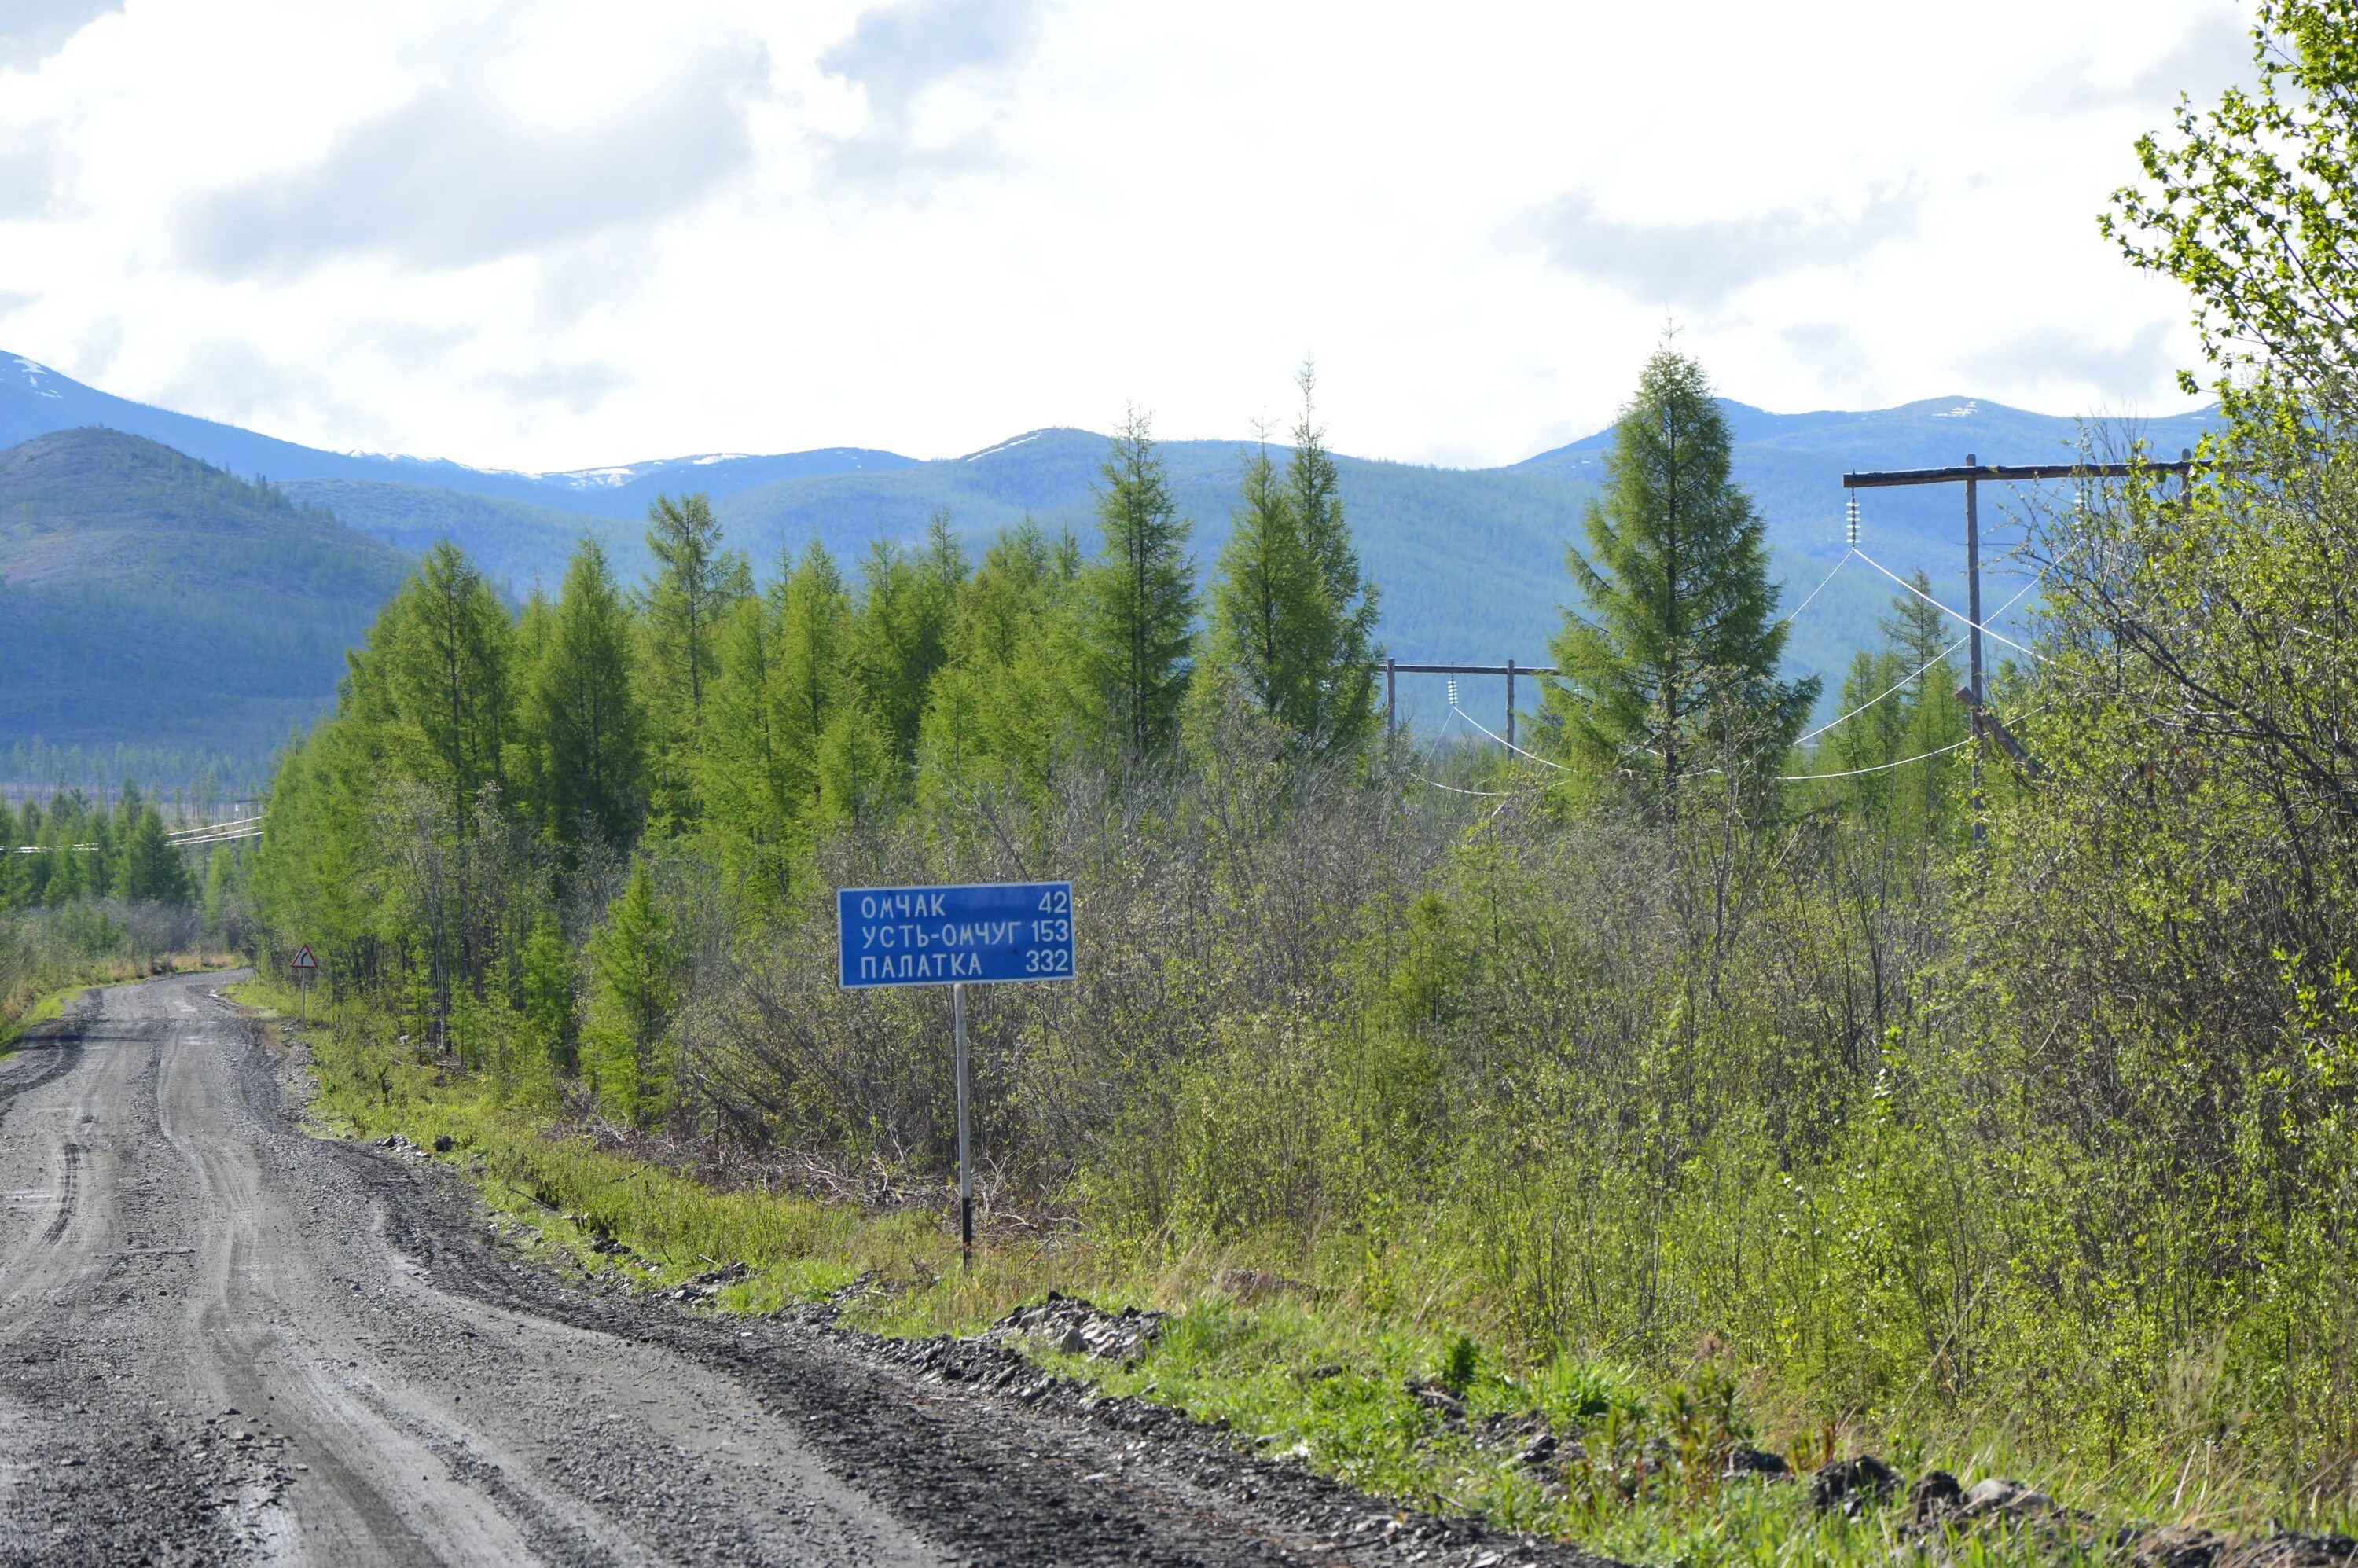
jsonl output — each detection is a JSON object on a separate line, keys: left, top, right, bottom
{"left": 0, "top": 784, "right": 200, "bottom": 911}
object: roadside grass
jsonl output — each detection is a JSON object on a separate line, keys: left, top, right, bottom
{"left": 3, "top": 949, "right": 240, "bottom": 1056}
{"left": 0, "top": 982, "right": 81, "bottom": 1056}
{"left": 231, "top": 975, "right": 2345, "bottom": 1566}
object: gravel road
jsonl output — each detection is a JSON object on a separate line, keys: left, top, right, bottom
{"left": 0, "top": 973, "right": 1608, "bottom": 1568}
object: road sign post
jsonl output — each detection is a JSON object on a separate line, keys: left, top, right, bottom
{"left": 838, "top": 881, "right": 1076, "bottom": 1265}
{"left": 289, "top": 943, "right": 318, "bottom": 1024}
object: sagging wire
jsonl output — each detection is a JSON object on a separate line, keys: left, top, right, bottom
{"left": 1445, "top": 678, "right": 1567, "bottom": 772}
{"left": 1408, "top": 700, "right": 1530, "bottom": 799}
{"left": 1853, "top": 547, "right": 2045, "bottom": 661}
{"left": 1779, "top": 703, "right": 2051, "bottom": 784}
{"left": 1779, "top": 547, "right": 1853, "bottom": 629}
{"left": 1797, "top": 632, "right": 1967, "bottom": 744}
{"left": 1795, "top": 569, "right": 2048, "bottom": 746}
{"left": 1777, "top": 735, "right": 1975, "bottom": 782}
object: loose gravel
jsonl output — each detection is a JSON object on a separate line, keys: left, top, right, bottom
{"left": 0, "top": 971, "right": 1618, "bottom": 1568}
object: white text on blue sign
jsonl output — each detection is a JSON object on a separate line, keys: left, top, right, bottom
{"left": 837, "top": 882, "right": 1077, "bottom": 989}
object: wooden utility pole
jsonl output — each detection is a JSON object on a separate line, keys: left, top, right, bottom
{"left": 1842, "top": 454, "right": 2198, "bottom": 844}
{"left": 1965, "top": 454, "right": 1983, "bottom": 832}
{"left": 1383, "top": 661, "right": 1561, "bottom": 744}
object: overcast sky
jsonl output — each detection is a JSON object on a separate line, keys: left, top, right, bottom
{"left": 0, "top": 0, "right": 2247, "bottom": 472}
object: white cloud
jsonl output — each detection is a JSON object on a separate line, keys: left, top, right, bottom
{"left": 0, "top": 0, "right": 122, "bottom": 72}
{"left": 1531, "top": 185, "right": 1922, "bottom": 308}
{"left": 0, "top": 0, "right": 2231, "bottom": 472}
{"left": 183, "top": 34, "right": 773, "bottom": 274}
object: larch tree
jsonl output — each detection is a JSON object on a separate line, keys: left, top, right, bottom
{"left": 528, "top": 538, "right": 648, "bottom": 854}
{"left": 383, "top": 541, "right": 516, "bottom": 835}
{"left": 1875, "top": 568, "right": 1969, "bottom": 835}
{"left": 581, "top": 861, "right": 679, "bottom": 1129}
{"left": 1285, "top": 364, "right": 1382, "bottom": 756}
{"left": 1203, "top": 368, "right": 1384, "bottom": 760}
{"left": 1205, "top": 434, "right": 1323, "bottom": 740}
{"left": 700, "top": 588, "right": 797, "bottom": 915}
{"left": 917, "top": 519, "right": 1083, "bottom": 807}
{"left": 853, "top": 512, "right": 966, "bottom": 767}
{"left": 117, "top": 806, "right": 193, "bottom": 906}
{"left": 640, "top": 493, "right": 751, "bottom": 832}
{"left": 1083, "top": 407, "right": 1196, "bottom": 758}
{"left": 1539, "top": 347, "right": 1817, "bottom": 815}
{"left": 768, "top": 539, "right": 856, "bottom": 820}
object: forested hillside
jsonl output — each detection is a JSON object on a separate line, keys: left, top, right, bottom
{"left": 0, "top": 428, "right": 411, "bottom": 754}
{"left": 5, "top": 349, "right": 2217, "bottom": 737}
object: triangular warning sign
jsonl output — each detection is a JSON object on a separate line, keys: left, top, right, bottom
{"left": 291, "top": 944, "right": 318, "bottom": 971}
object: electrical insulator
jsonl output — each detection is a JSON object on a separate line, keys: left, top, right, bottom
{"left": 1846, "top": 494, "right": 1860, "bottom": 549}
{"left": 1446, "top": 678, "right": 1460, "bottom": 709}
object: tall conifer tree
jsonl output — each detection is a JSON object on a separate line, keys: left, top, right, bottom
{"left": 853, "top": 512, "right": 966, "bottom": 766}
{"left": 917, "top": 520, "right": 1083, "bottom": 806}
{"left": 769, "top": 540, "right": 855, "bottom": 818}
{"left": 1203, "top": 369, "right": 1383, "bottom": 759}
{"left": 1206, "top": 436, "right": 1320, "bottom": 736}
{"left": 1539, "top": 348, "right": 1816, "bottom": 813}
{"left": 529, "top": 538, "right": 647, "bottom": 851}
{"left": 641, "top": 493, "right": 750, "bottom": 830}
{"left": 1083, "top": 408, "right": 1196, "bottom": 758}
{"left": 1286, "top": 365, "right": 1381, "bottom": 756}
{"left": 384, "top": 542, "right": 516, "bottom": 833}
{"left": 700, "top": 589, "right": 796, "bottom": 913}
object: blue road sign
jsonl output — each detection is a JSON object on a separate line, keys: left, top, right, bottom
{"left": 838, "top": 881, "right": 1076, "bottom": 990}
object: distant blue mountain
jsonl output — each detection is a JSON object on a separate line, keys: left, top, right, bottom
{"left": 0, "top": 353, "right": 913, "bottom": 519}
{"left": 0, "top": 352, "right": 2223, "bottom": 745}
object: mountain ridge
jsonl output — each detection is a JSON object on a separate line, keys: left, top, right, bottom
{"left": 1, "top": 352, "right": 2225, "bottom": 750}
{"left": 0, "top": 428, "right": 412, "bottom": 755}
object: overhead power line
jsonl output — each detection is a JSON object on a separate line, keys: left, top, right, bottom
{"left": 1779, "top": 736, "right": 1976, "bottom": 782}
{"left": 1853, "top": 548, "right": 2045, "bottom": 661}
{"left": 1797, "top": 569, "right": 2047, "bottom": 746}
{"left": 1779, "top": 549, "right": 1853, "bottom": 627}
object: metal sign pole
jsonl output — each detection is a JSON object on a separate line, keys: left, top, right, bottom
{"left": 837, "top": 881, "right": 1077, "bottom": 1274}
{"left": 953, "top": 982, "right": 971, "bottom": 1268}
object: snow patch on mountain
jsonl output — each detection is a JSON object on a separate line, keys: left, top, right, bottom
{"left": 961, "top": 431, "right": 1049, "bottom": 463}
{"left": 13, "top": 357, "right": 61, "bottom": 399}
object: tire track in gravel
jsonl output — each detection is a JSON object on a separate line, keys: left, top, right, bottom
{"left": 0, "top": 998, "right": 87, "bottom": 1129}
{"left": 38, "top": 1142, "right": 78, "bottom": 1244}
{"left": 0, "top": 971, "right": 1618, "bottom": 1567}
{"left": 0, "top": 972, "right": 937, "bottom": 1568}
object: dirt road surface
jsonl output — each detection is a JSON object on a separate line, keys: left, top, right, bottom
{"left": 0, "top": 973, "right": 1603, "bottom": 1568}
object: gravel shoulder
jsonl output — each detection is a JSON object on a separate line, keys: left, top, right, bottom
{"left": 0, "top": 971, "right": 1611, "bottom": 1568}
